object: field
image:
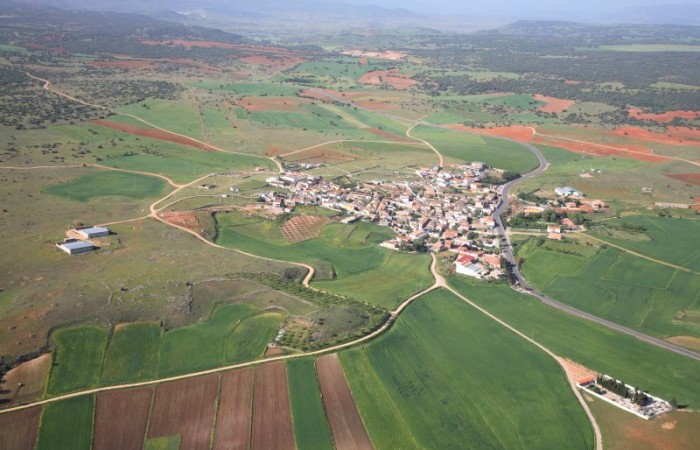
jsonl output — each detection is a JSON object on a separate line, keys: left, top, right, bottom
{"left": 341, "top": 289, "right": 592, "bottom": 450}
{"left": 93, "top": 387, "right": 153, "bottom": 450}
{"left": 215, "top": 214, "right": 397, "bottom": 282}
{"left": 411, "top": 125, "right": 540, "bottom": 173}
{"left": 314, "top": 252, "right": 432, "bottom": 309}
{"left": 223, "top": 311, "right": 283, "bottom": 363}
{"left": 449, "top": 278, "right": 700, "bottom": 407}
{"left": 587, "top": 395, "right": 700, "bottom": 450}
{"left": 251, "top": 362, "right": 295, "bottom": 450}
{"left": 45, "top": 170, "right": 167, "bottom": 202}
{"left": 0, "top": 406, "right": 41, "bottom": 450}
{"left": 516, "top": 236, "right": 700, "bottom": 341}
{"left": 280, "top": 215, "right": 329, "bottom": 242}
{"left": 158, "top": 303, "right": 275, "bottom": 376}
{"left": 100, "top": 322, "right": 162, "bottom": 385}
{"left": 46, "top": 325, "right": 109, "bottom": 395}
{"left": 35, "top": 395, "right": 95, "bottom": 450}
{"left": 589, "top": 216, "right": 700, "bottom": 272}
{"left": 213, "top": 368, "right": 255, "bottom": 450}
{"left": 0, "top": 353, "right": 51, "bottom": 407}
{"left": 147, "top": 375, "right": 219, "bottom": 450}
{"left": 317, "top": 354, "right": 374, "bottom": 450}
{"left": 286, "top": 359, "right": 335, "bottom": 450}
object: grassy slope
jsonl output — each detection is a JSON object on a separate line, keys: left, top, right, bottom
{"left": 412, "top": 125, "right": 539, "bottom": 173}
{"left": 35, "top": 395, "right": 95, "bottom": 450}
{"left": 223, "top": 312, "right": 283, "bottom": 364}
{"left": 590, "top": 216, "right": 700, "bottom": 272}
{"left": 100, "top": 322, "right": 162, "bottom": 385}
{"left": 47, "top": 326, "right": 109, "bottom": 395}
{"left": 518, "top": 237, "right": 700, "bottom": 339}
{"left": 450, "top": 278, "right": 700, "bottom": 407}
{"left": 286, "top": 359, "right": 335, "bottom": 450}
{"left": 341, "top": 289, "right": 593, "bottom": 450}
{"left": 315, "top": 252, "right": 432, "bottom": 309}
{"left": 45, "top": 171, "right": 166, "bottom": 202}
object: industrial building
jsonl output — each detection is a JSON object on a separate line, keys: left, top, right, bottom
{"left": 56, "top": 239, "right": 95, "bottom": 255}
{"left": 74, "top": 226, "right": 110, "bottom": 239}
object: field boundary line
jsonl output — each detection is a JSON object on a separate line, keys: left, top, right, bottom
{"left": 443, "top": 284, "right": 603, "bottom": 450}
{"left": 406, "top": 121, "right": 445, "bottom": 167}
{"left": 25, "top": 72, "right": 285, "bottom": 174}
{"left": 578, "top": 233, "right": 700, "bottom": 276}
{"left": 0, "top": 256, "right": 443, "bottom": 416}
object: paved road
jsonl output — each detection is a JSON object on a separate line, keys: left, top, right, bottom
{"left": 490, "top": 137, "right": 700, "bottom": 362}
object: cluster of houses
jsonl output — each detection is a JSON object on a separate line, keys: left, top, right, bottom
{"left": 56, "top": 226, "right": 110, "bottom": 255}
{"left": 264, "top": 162, "right": 507, "bottom": 280}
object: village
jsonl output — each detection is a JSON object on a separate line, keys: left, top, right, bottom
{"left": 262, "top": 162, "right": 515, "bottom": 280}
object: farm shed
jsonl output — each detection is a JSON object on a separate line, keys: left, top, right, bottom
{"left": 75, "top": 226, "right": 110, "bottom": 239}
{"left": 57, "top": 240, "right": 95, "bottom": 255}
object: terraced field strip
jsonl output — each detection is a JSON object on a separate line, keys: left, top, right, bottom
{"left": 213, "top": 368, "right": 255, "bottom": 450}
{"left": 0, "top": 406, "right": 41, "bottom": 450}
{"left": 147, "top": 375, "right": 219, "bottom": 450}
{"left": 251, "top": 362, "right": 295, "bottom": 450}
{"left": 316, "top": 353, "right": 373, "bottom": 450}
{"left": 93, "top": 387, "right": 153, "bottom": 450}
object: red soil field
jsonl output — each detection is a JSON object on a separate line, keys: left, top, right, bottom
{"left": 93, "top": 387, "right": 153, "bottom": 450}
{"left": 239, "top": 96, "right": 309, "bottom": 112}
{"left": 614, "top": 126, "right": 700, "bottom": 145}
{"left": 160, "top": 211, "right": 202, "bottom": 231}
{"left": 447, "top": 124, "right": 535, "bottom": 141}
{"left": 448, "top": 124, "right": 671, "bottom": 163}
{"left": 0, "top": 406, "right": 41, "bottom": 450}
{"left": 365, "top": 127, "right": 412, "bottom": 143}
{"left": 213, "top": 368, "right": 255, "bottom": 450}
{"left": 92, "top": 119, "right": 214, "bottom": 151}
{"left": 533, "top": 94, "right": 576, "bottom": 113}
{"left": 359, "top": 70, "right": 418, "bottom": 89}
{"left": 628, "top": 107, "right": 700, "bottom": 123}
{"left": 148, "top": 375, "right": 219, "bottom": 450}
{"left": 251, "top": 362, "right": 295, "bottom": 450}
{"left": 316, "top": 354, "right": 373, "bottom": 450}
{"left": 666, "top": 173, "right": 700, "bottom": 186}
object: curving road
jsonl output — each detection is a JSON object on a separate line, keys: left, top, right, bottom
{"left": 489, "top": 138, "right": 700, "bottom": 362}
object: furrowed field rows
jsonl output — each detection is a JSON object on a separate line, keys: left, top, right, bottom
{"left": 287, "top": 359, "right": 335, "bottom": 450}
{"left": 213, "top": 368, "right": 255, "bottom": 450}
{"left": 251, "top": 362, "right": 295, "bottom": 450}
{"left": 93, "top": 387, "right": 153, "bottom": 450}
{"left": 147, "top": 375, "right": 219, "bottom": 450}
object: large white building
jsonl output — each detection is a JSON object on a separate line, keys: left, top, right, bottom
{"left": 57, "top": 240, "right": 95, "bottom": 255}
{"left": 74, "top": 226, "right": 110, "bottom": 239}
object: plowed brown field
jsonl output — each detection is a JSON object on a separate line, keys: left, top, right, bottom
{"left": 666, "top": 173, "right": 700, "bottom": 186}
{"left": 280, "top": 215, "right": 329, "bottom": 242}
{"left": 148, "top": 375, "right": 219, "bottom": 450}
{"left": 92, "top": 119, "right": 213, "bottom": 151}
{"left": 534, "top": 94, "right": 576, "bottom": 113}
{"left": 0, "top": 406, "right": 41, "bottom": 450}
{"left": 0, "top": 353, "right": 51, "bottom": 407}
{"left": 316, "top": 354, "right": 373, "bottom": 450}
{"left": 251, "top": 363, "right": 295, "bottom": 450}
{"left": 365, "top": 127, "right": 413, "bottom": 142}
{"left": 359, "top": 70, "right": 417, "bottom": 89}
{"left": 213, "top": 368, "right": 255, "bottom": 450}
{"left": 93, "top": 387, "right": 153, "bottom": 450}
{"left": 628, "top": 107, "right": 700, "bottom": 123}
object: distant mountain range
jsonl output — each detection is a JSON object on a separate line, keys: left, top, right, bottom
{"left": 6, "top": 0, "right": 700, "bottom": 29}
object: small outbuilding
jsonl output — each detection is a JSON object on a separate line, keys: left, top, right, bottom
{"left": 74, "top": 226, "right": 110, "bottom": 239}
{"left": 57, "top": 240, "right": 95, "bottom": 255}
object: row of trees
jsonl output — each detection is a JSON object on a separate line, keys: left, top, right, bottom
{"left": 596, "top": 375, "right": 650, "bottom": 406}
